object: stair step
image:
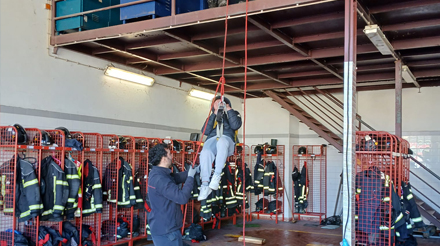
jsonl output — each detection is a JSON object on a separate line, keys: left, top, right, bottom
{"left": 426, "top": 210, "right": 436, "bottom": 216}
{"left": 416, "top": 200, "right": 425, "bottom": 206}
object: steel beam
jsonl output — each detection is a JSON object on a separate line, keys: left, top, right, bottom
{"left": 382, "top": 18, "right": 440, "bottom": 32}
{"left": 342, "top": 0, "right": 357, "bottom": 245}
{"left": 248, "top": 17, "right": 309, "bottom": 56}
{"left": 369, "top": 0, "right": 440, "bottom": 14}
{"left": 392, "top": 35, "right": 440, "bottom": 50}
{"left": 271, "top": 11, "right": 344, "bottom": 29}
{"left": 158, "top": 50, "right": 207, "bottom": 60}
{"left": 278, "top": 70, "right": 331, "bottom": 78}
{"left": 164, "top": 30, "right": 241, "bottom": 64}
{"left": 219, "top": 40, "right": 283, "bottom": 53}
{"left": 395, "top": 60, "right": 403, "bottom": 138}
{"left": 92, "top": 47, "right": 117, "bottom": 55}
{"left": 163, "top": 30, "right": 290, "bottom": 86}
{"left": 51, "top": 0, "right": 323, "bottom": 46}
{"left": 126, "top": 37, "right": 180, "bottom": 50}
{"left": 191, "top": 25, "right": 260, "bottom": 41}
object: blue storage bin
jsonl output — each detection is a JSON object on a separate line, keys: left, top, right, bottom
{"left": 56, "top": 0, "right": 121, "bottom": 33}
{"left": 176, "top": 0, "right": 208, "bottom": 14}
{"left": 120, "top": 0, "right": 171, "bottom": 22}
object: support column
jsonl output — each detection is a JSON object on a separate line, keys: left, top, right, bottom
{"left": 395, "top": 60, "right": 402, "bottom": 138}
{"left": 342, "top": 0, "right": 357, "bottom": 245}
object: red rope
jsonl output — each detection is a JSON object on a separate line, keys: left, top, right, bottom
{"left": 242, "top": 0, "right": 249, "bottom": 244}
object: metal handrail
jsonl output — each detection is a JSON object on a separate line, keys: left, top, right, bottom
{"left": 411, "top": 156, "right": 440, "bottom": 181}
{"left": 411, "top": 186, "right": 440, "bottom": 211}
{"left": 410, "top": 170, "right": 440, "bottom": 197}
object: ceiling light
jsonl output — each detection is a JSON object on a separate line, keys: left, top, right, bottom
{"left": 364, "top": 24, "right": 395, "bottom": 56}
{"left": 104, "top": 66, "right": 155, "bottom": 86}
{"left": 402, "top": 65, "right": 420, "bottom": 88}
{"left": 189, "top": 89, "right": 215, "bottom": 101}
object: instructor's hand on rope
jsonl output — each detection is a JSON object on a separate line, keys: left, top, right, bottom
{"left": 188, "top": 166, "right": 198, "bottom": 178}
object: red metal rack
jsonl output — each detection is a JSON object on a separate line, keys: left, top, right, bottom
{"left": 292, "top": 145, "right": 327, "bottom": 221}
{"left": 80, "top": 132, "right": 103, "bottom": 245}
{"left": 250, "top": 145, "right": 285, "bottom": 224}
{"left": 134, "top": 137, "right": 149, "bottom": 241}
{"left": 355, "top": 131, "right": 410, "bottom": 246}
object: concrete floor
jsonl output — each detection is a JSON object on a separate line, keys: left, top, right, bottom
{"left": 135, "top": 219, "right": 440, "bottom": 246}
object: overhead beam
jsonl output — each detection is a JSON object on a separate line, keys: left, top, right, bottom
{"left": 219, "top": 39, "right": 283, "bottom": 53}
{"left": 164, "top": 30, "right": 290, "bottom": 86}
{"left": 369, "top": 0, "right": 440, "bottom": 14}
{"left": 92, "top": 47, "right": 117, "bottom": 55}
{"left": 278, "top": 70, "right": 331, "bottom": 78}
{"left": 158, "top": 50, "right": 207, "bottom": 60}
{"left": 382, "top": 18, "right": 440, "bottom": 32}
{"left": 271, "top": 11, "right": 344, "bottom": 29}
{"left": 126, "top": 37, "right": 180, "bottom": 50}
{"left": 248, "top": 16, "right": 309, "bottom": 56}
{"left": 191, "top": 25, "right": 260, "bottom": 41}
{"left": 248, "top": 16, "right": 342, "bottom": 80}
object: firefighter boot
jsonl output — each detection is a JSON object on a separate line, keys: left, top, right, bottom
{"left": 294, "top": 203, "right": 299, "bottom": 213}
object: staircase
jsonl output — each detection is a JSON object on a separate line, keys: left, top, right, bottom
{"left": 410, "top": 157, "right": 440, "bottom": 230}
{"left": 265, "top": 88, "right": 440, "bottom": 232}
{"left": 264, "top": 88, "right": 374, "bottom": 152}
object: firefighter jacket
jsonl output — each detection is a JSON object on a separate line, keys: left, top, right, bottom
{"left": 401, "top": 181, "right": 423, "bottom": 228}
{"left": 292, "top": 166, "right": 301, "bottom": 212}
{"left": 82, "top": 159, "right": 103, "bottom": 217}
{"left": 133, "top": 171, "right": 144, "bottom": 210}
{"left": 103, "top": 157, "right": 136, "bottom": 208}
{"left": 263, "top": 161, "right": 280, "bottom": 195}
{"left": 253, "top": 154, "right": 265, "bottom": 195}
{"left": 222, "top": 162, "right": 237, "bottom": 209}
{"left": 299, "top": 164, "right": 308, "bottom": 210}
{"left": 235, "top": 161, "right": 252, "bottom": 208}
{"left": 355, "top": 167, "right": 405, "bottom": 235}
{"left": 41, "top": 156, "right": 69, "bottom": 222}
{"left": 201, "top": 109, "right": 242, "bottom": 143}
{"left": 0, "top": 156, "right": 42, "bottom": 222}
{"left": 64, "top": 158, "right": 80, "bottom": 219}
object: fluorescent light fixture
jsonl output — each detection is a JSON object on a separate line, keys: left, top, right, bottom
{"left": 104, "top": 66, "right": 155, "bottom": 86}
{"left": 189, "top": 89, "right": 215, "bottom": 101}
{"left": 402, "top": 65, "right": 420, "bottom": 87}
{"left": 364, "top": 24, "right": 395, "bottom": 56}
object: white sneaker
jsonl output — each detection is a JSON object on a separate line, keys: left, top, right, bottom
{"left": 198, "top": 185, "right": 212, "bottom": 201}
{"left": 209, "top": 174, "right": 222, "bottom": 190}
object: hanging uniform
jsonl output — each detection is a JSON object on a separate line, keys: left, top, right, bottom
{"left": 82, "top": 159, "right": 103, "bottom": 217}
{"left": 292, "top": 166, "right": 301, "bottom": 213}
{"left": 103, "top": 157, "right": 136, "bottom": 208}
{"left": 222, "top": 162, "right": 237, "bottom": 209}
{"left": 235, "top": 161, "right": 252, "bottom": 209}
{"left": 298, "top": 163, "right": 308, "bottom": 213}
{"left": 262, "top": 161, "right": 276, "bottom": 195}
{"left": 64, "top": 158, "right": 81, "bottom": 219}
{"left": 40, "top": 156, "right": 69, "bottom": 222}
{"left": 253, "top": 153, "right": 265, "bottom": 195}
{"left": 401, "top": 181, "right": 423, "bottom": 228}
{"left": 133, "top": 171, "right": 144, "bottom": 210}
{"left": 0, "top": 156, "right": 42, "bottom": 222}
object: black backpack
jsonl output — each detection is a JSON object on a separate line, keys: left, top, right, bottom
{"left": 183, "top": 223, "right": 206, "bottom": 242}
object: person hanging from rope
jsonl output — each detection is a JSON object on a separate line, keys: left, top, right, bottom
{"left": 198, "top": 96, "right": 242, "bottom": 201}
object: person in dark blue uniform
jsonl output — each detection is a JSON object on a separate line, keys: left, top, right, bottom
{"left": 147, "top": 144, "right": 197, "bottom": 246}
